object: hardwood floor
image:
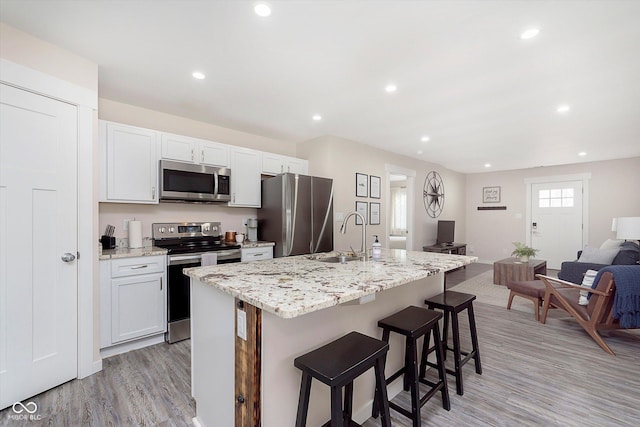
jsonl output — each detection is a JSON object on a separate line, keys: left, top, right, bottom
{"left": 2, "top": 268, "right": 638, "bottom": 426}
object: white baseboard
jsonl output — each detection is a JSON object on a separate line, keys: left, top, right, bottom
{"left": 100, "top": 333, "right": 165, "bottom": 359}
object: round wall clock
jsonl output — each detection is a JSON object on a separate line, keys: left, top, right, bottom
{"left": 423, "top": 171, "right": 445, "bottom": 218}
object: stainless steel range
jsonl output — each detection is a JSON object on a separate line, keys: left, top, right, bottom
{"left": 152, "top": 221, "right": 241, "bottom": 343}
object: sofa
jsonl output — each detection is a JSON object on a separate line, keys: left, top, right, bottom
{"left": 558, "top": 240, "right": 640, "bottom": 284}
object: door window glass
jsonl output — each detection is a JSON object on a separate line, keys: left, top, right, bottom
{"left": 538, "top": 188, "right": 574, "bottom": 208}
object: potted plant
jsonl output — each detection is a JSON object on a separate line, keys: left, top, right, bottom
{"left": 511, "top": 242, "right": 538, "bottom": 262}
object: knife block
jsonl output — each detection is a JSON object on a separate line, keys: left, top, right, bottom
{"left": 100, "top": 235, "right": 116, "bottom": 250}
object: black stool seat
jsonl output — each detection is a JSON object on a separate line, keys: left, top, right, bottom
{"left": 294, "top": 331, "right": 391, "bottom": 427}
{"left": 424, "top": 290, "right": 482, "bottom": 396}
{"left": 372, "top": 306, "right": 450, "bottom": 427}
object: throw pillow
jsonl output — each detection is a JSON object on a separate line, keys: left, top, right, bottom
{"left": 600, "top": 239, "right": 624, "bottom": 250}
{"left": 578, "top": 269, "right": 598, "bottom": 305}
{"left": 577, "top": 246, "right": 619, "bottom": 264}
{"left": 612, "top": 241, "right": 640, "bottom": 265}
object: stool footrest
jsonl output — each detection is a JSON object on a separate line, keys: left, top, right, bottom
{"left": 385, "top": 367, "right": 405, "bottom": 385}
{"left": 388, "top": 401, "right": 413, "bottom": 419}
{"left": 321, "top": 420, "right": 362, "bottom": 427}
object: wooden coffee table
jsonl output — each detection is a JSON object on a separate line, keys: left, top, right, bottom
{"left": 493, "top": 258, "right": 547, "bottom": 286}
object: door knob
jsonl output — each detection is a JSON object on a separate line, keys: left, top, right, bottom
{"left": 61, "top": 253, "right": 76, "bottom": 262}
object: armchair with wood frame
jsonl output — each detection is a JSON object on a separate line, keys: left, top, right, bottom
{"left": 536, "top": 271, "right": 636, "bottom": 356}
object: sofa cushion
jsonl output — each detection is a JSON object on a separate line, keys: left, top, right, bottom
{"left": 577, "top": 245, "right": 619, "bottom": 264}
{"left": 600, "top": 239, "right": 624, "bottom": 250}
{"left": 612, "top": 241, "right": 640, "bottom": 265}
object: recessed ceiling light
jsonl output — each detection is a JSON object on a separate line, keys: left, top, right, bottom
{"left": 484, "top": 163, "right": 492, "bottom": 168}
{"left": 192, "top": 71, "right": 206, "bottom": 80}
{"left": 421, "top": 135, "right": 430, "bottom": 142}
{"left": 385, "top": 84, "right": 397, "bottom": 93}
{"left": 578, "top": 151, "right": 587, "bottom": 156}
{"left": 312, "top": 114, "right": 322, "bottom": 121}
{"left": 417, "top": 150, "right": 423, "bottom": 155}
{"left": 520, "top": 28, "right": 540, "bottom": 40}
{"left": 254, "top": 3, "right": 271, "bottom": 17}
{"left": 557, "top": 104, "right": 571, "bottom": 113}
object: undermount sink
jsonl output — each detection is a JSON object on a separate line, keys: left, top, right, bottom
{"left": 317, "top": 255, "right": 364, "bottom": 263}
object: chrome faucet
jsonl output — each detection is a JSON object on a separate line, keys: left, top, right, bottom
{"left": 340, "top": 212, "right": 367, "bottom": 260}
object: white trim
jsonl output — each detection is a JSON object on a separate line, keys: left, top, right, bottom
{"left": 0, "top": 59, "right": 97, "bottom": 109}
{"left": 99, "top": 333, "right": 165, "bottom": 359}
{"left": 0, "top": 60, "right": 99, "bottom": 378}
{"left": 524, "top": 173, "right": 591, "bottom": 249}
{"left": 385, "top": 164, "right": 416, "bottom": 250}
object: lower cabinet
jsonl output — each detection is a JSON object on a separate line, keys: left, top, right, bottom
{"left": 241, "top": 246, "right": 274, "bottom": 262}
{"left": 100, "top": 255, "right": 167, "bottom": 353}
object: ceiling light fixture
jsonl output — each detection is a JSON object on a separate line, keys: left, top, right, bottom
{"left": 254, "top": 3, "right": 271, "bottom": 17}
{"left": 421, "top": 135, "right": 430, "bottom": 142}
{"left": 484, "top": 163, "right": 492, "bottom": 168}
{"left": 385, "top": 84, "right": 397, "bottom": 93}
{"left": 312, "top": 114, "right": 322, "bottom": 121}
{"left": 578, "top": 152, "right": 587, "bottom": 156}
{"left": 192, "top": 71, "right": 206, "bottom": 80}
{"left": 557, "top": 104, "right": 571, "bottom": 113}
{"left": 520, "top": 28, "right": 540, "bottom": 40}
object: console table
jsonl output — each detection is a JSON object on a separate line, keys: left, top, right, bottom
{"left": 423, "top": 243, "right": 467, "bottom": 255}
{"left": 493, "top": 258, "right": 547, "bottom": 286}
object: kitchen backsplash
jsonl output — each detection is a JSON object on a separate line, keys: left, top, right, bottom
{"left": 99, "top": 202, "right": 258, "bottom": 240}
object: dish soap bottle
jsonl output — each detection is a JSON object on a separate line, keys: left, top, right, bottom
{"left": 372, "top": 235, "right": 382, "bottom": 260}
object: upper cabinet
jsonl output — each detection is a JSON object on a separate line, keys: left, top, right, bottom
{"left": 229, "top": 147, "right": 261, "bottom": 207}
{"left": 99, "top": 121, "right": 159, "bottom": 204}
{"left": 161, "top": 133, "right": 229, "bottom": 167}
{"left": 262, "top": 153, "right": 308, "bottom": 176}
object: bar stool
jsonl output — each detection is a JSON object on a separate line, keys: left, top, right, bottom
{"left": 294, "top": 331, "right": 391, "bottom": 427}
{"left": 372, "top": 306, "right": 450, "bottom": 427}
{"left": 423, "top": 291, "right": 482, "bottom": 396}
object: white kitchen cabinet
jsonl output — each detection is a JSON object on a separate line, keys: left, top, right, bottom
{"left": 262, "top": 153, "right": 308, "bottom": 176}
{"left": 100, "top": 255, "right": 167, "bottom": 351}
{"left": 229, "top": 146, "right": 262, "bottom": 207}
{"left": 161, "top": 132, "right": 229, "bottom": 167}
{"left": 99, "top": 120, "right": 159, "bottom": 203}
{"left": 241, "top": 246, "right": 274, "bottom": 262}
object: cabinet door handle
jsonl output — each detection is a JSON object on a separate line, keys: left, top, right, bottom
{"left": 130, "top": 265, "right": 148, "bottom": 270}
{"left": 253, "top": 253, "right": 263, "bottom": 257}
{"left": 191, "top": 148, "right": 194, "bottom": 161}
{"left": 160, "top": 277, "right": 163, "bottom": 291}
{"left": 201, "top": 150, "right": 204, "bottom": 163}
{"left": 152, "top": 187, "right": 156, "bottom": 200}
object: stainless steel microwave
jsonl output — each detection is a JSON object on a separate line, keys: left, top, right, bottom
{"left": 159, "top": 160, "right": 231, "bottom": 202}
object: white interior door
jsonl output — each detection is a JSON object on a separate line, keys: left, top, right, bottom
{"left": 531, "top": 181, "right": 583, "bottom": 269}
{"left": 0, "top": 84, "right": 78, "bottom": 409}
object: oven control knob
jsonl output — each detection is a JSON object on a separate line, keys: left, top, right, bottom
{"left": 169, "top": 227, "right": 175, "bottom": 233}
{"left": 159, "top": 227, "right": 166, "bottom": 233}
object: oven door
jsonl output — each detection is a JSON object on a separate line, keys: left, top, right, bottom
{"left": 166, "top": 254, "right": 200, "bottom": 343}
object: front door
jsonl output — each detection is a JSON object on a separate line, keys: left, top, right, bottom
{"left": 530, "top": 181, "right": 584, "bottom": 269}
{"left": 0, "top": 84, "right": 78, "bottom": 409}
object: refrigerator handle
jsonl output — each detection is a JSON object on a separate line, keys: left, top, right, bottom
{"left": 285, "top": 175, "right": 299, "bottom": 257}
{"left": 313, "top": 183, "right": 334, "bottom": 253}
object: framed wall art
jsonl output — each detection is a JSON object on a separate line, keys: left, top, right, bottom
{"left": 369, "top": 202, "right": 381, "bottom": 225}
{"left": 370, "top": 175, "right": 381, "bottom": 199}
{"left": 355, "top": 201, "right": 368, "bottom": 225}
{"left": 483, "top": 186, "right": 501, "bottom": 203}
{"left": 356, "top": 173, "right": 368, "bottom": 197}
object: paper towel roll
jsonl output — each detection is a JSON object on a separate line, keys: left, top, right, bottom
{"left": 128, "top": 220, "right": 143, "bottom": 249}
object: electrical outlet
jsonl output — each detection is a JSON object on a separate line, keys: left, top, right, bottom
{"left": 123, "top": 219, "right": 130, "bottom": 231}
{"left": 335, "top": 212, "right": 345, "bottom": 222}
{"left": 237, "top": 309, "right": 247, "bottom": 341}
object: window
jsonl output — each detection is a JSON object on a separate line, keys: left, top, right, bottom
{"left": 390, "top": 186, "right": 407, "bottom": 235}
{"left": 538, "top": 187, "right": 574, "bottom": 208}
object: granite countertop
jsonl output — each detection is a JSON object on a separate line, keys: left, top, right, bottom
{"left": 240, "top": 241, "right": 275, "bottom": 248}
{"left": 99, "top": 246, "right": 168, "bottom": 260}
{"left": 185, "top": 248, "right": 477, "bottom": 319}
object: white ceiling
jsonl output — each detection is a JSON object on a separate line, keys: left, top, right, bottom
{"left": 2, "top": 0, "right": 640, "bottom": 173}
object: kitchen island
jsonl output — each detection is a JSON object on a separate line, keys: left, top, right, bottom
{"left": 185, "top": 249, "right": 477, "bottom": 427}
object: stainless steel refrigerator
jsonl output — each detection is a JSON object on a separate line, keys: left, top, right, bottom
{"left": 258, "top": 173, "right": 333, "bottom": 257}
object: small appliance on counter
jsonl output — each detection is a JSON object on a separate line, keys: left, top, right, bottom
{"left": 245, "top": 217, "right": 258, "bottom": 242}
